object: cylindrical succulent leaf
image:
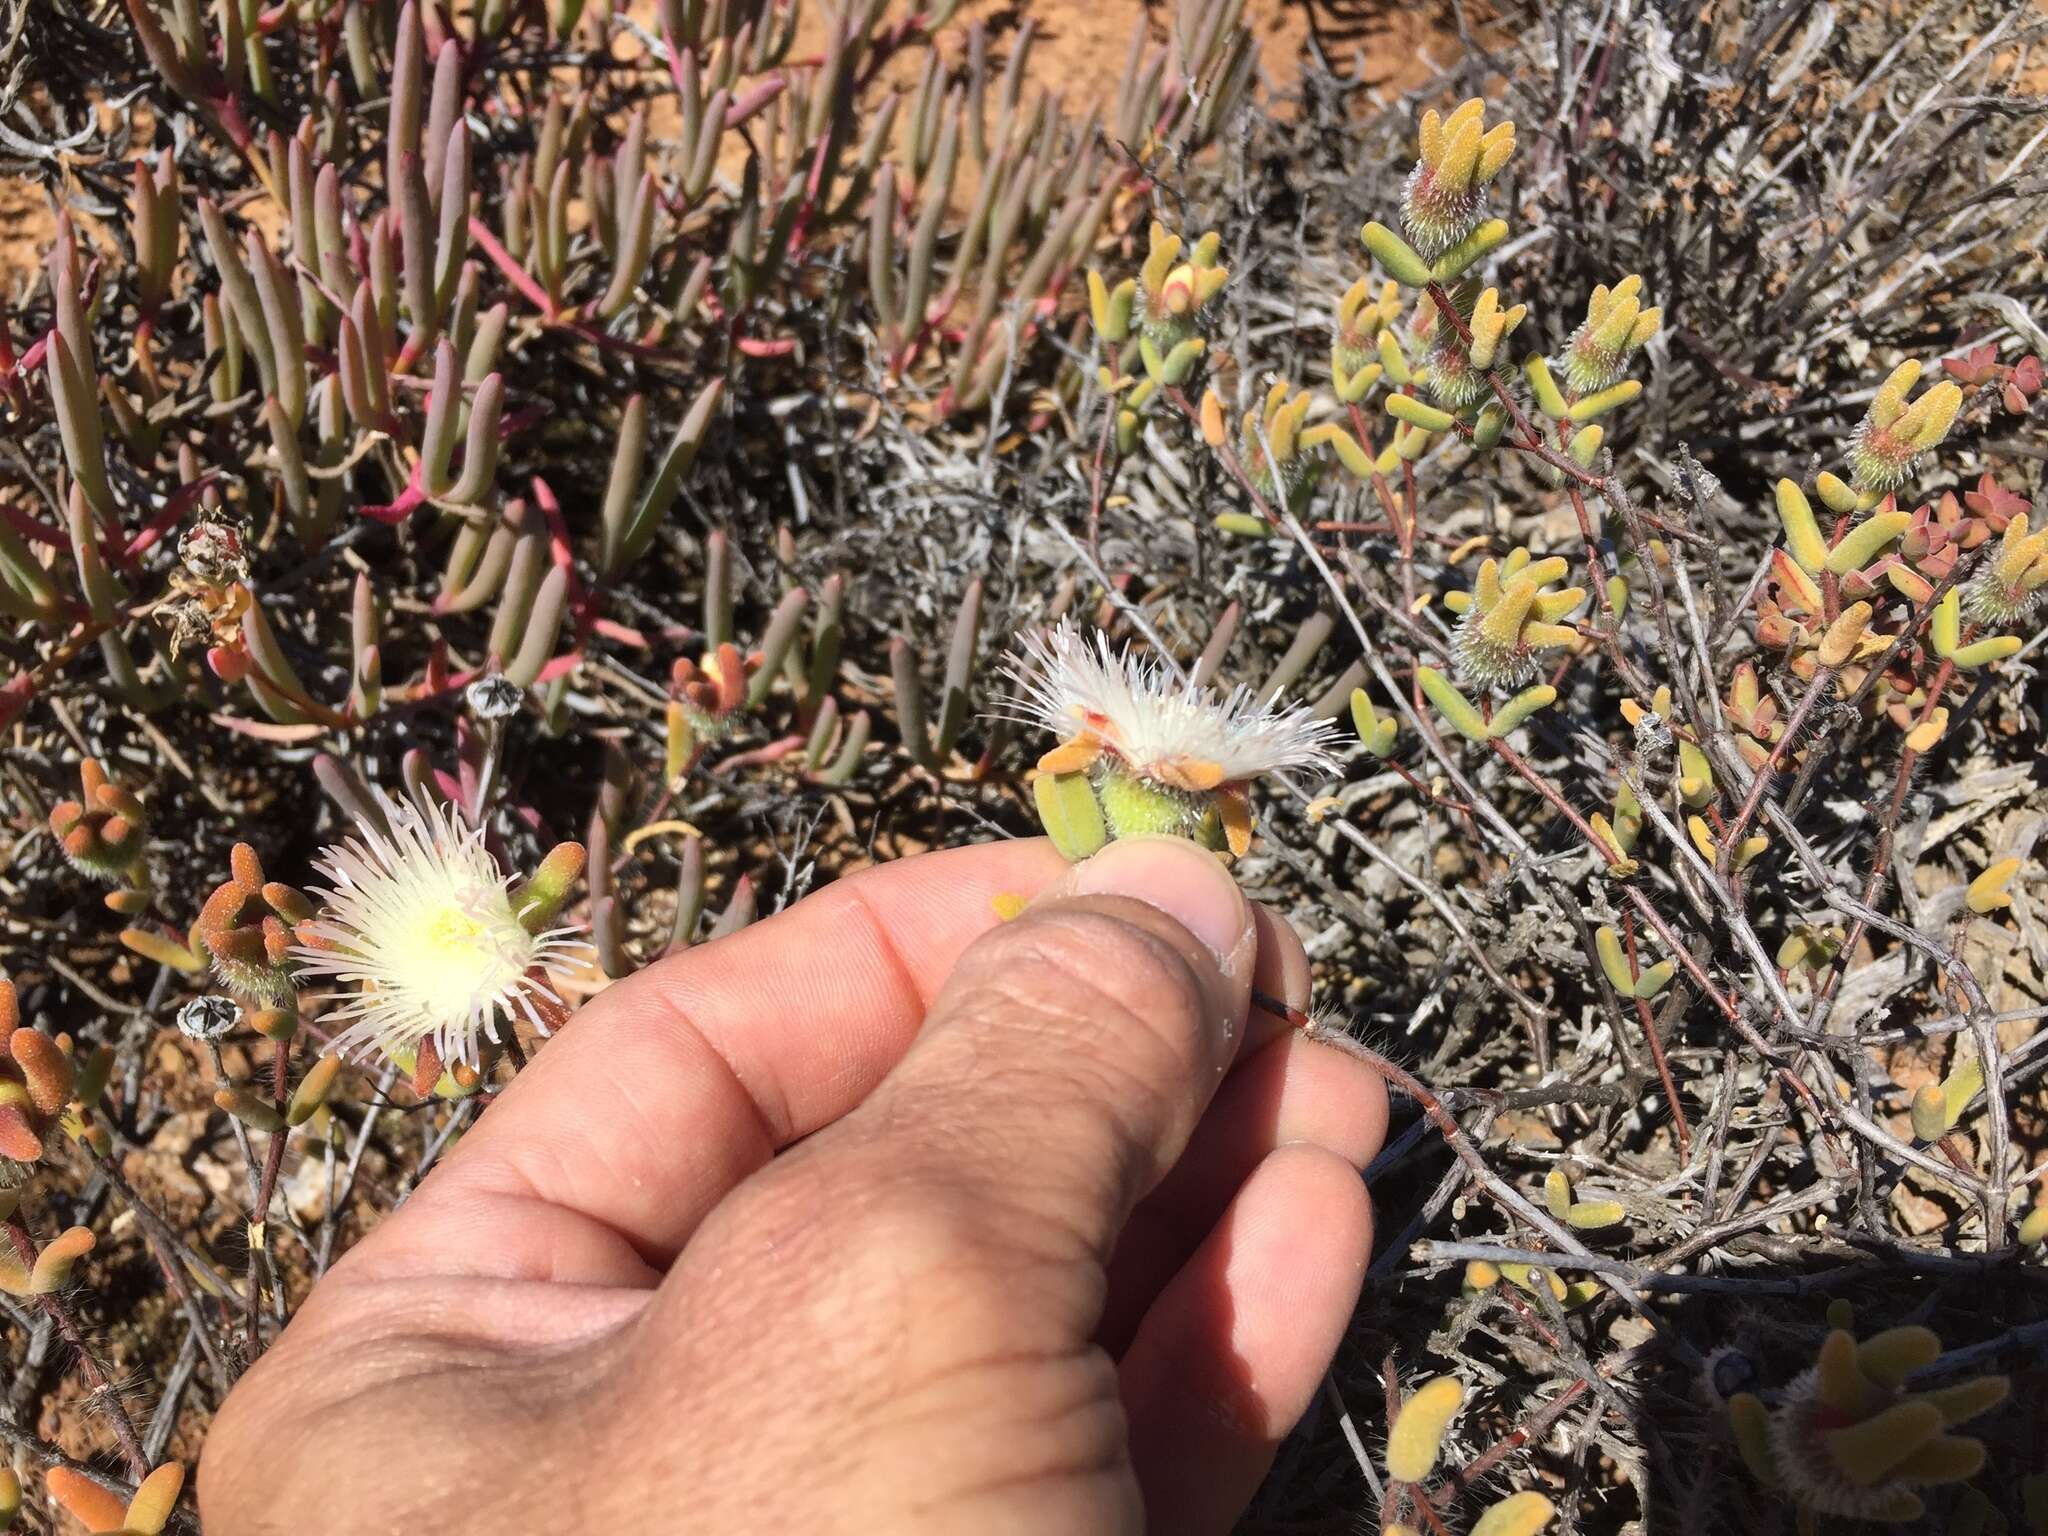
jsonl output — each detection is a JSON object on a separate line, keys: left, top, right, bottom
{"left": 1385, "top": 1376, "right": 1463, "bottom": 1482}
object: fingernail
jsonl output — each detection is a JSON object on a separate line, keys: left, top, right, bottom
{"left": 1055, "top": 836, "right": 1255, "bottom": 982}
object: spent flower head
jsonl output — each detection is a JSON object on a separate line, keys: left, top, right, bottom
{"left": 175, "top": 995, "right": 239, "bottom": 1041}
{"left": 1007, "top": 622, "right": 1339, "bottom": 859}
{"left": 292, "top": 793, "right": 585, "bottom": 1069}
{"left": 465, "top": 673, "right": 525, "bottom": 720}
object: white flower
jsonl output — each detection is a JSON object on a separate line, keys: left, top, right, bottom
{"left": 291, "top": 794, "right": 581, "bottom": 1068}
{"left": 1005, "top": 621, "right": 1341, "bottom": 792}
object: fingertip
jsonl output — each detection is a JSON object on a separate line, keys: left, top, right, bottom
{"left": 859, "top": 879, "right": 1255, "bottom": 1271}
{"left": 1047, "top": 836, "right": 1257, "bottom": 995}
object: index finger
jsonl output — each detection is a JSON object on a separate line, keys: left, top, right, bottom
{"left": 345, "top": 838, "right": 1071, "bottom": 1285}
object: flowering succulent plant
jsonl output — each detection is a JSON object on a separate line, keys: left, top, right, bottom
{"left": 4, "top": 0, "right": 2045, "bottom": 1510}
{"left": 1009, "top": 622, "right": 1339, "bottom": 860}
{"left": 291, "top": 793, "right": 586, "bottom": 1071}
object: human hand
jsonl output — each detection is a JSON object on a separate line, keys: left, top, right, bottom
{"left": 199, "top": 835, "right": 1388, "bottom": 1533}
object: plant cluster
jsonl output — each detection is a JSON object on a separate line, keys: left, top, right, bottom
{"left": 1, "top": 0, "right": 2045, "bottom": 1530}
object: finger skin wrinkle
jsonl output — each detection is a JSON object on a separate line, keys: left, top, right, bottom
{"left": 931, "top": 972, "right": 1172, "bottom": 1223}
{"left": 442, "top": 996, "right": 779, "bottom": 1261}
{"left": 616, "top": 972, "right": 799, "bottom": 1149}
{"left": 888, "top": 1346, "right": 1133, "bottom": 1499}
{"left": 968, "top": 910, "right": 1212, "bottom": 1061}
{"left": 839, "top": 873, "right": 944, "bottom": 1014}
{"left": 359, "top": 1180, "right": 665, "bottom": 1286}
{"left": 671, "top": 871, "right": 933, "bottom": 1140}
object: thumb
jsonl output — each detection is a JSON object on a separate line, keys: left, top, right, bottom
{"left": 850, "top": 835, "right": 1257, "bottom": 1274}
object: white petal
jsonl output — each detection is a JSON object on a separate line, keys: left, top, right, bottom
{"left": 291, "top": 791, "right": 583, "bottom": 1066}
{"left": 1001, "top": 621, "right": 1340, "bottom": 785}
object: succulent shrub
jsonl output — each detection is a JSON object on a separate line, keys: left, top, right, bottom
{"left": 0, "top": 0, "right": 2043, "bottom": 1527}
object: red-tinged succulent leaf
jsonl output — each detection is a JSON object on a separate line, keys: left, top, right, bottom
{"left": 95, "top": 782, "right": 145, "bottom": 822}
{"left": 1965, "top": 474, "right": 2028, "bottom": 529}
{"left": 211, "top": 926, "right": 269, "bottom": 966}
{"left": 207, "top": 643, "right": 251, "bottom": 682}
{"left": 713, "top": 641, "right": 746, "bottom": 713}
{"left": 9, "top": 1029, "right": 75, "bottom": 1115}
{"left": 195, "top": 879, "right": 251, "bottom": 946}
{"left": 260, "top": 914, "right": 292, "bottom": 963}
{"left": 261, "top": 882, "right": 312, "bottom": 924}
{"left": 526, "top": 968, "right": 573, "bottom": 1033}
{"left": 49, "top": 800, "right": 84, "bottom": 836}
{"left": 206, "top": 717, "right": 343, "bottom": 744}
{"left": 1941, "top": 345, "right": 1998, "bottom": 386}
{"left": 46, "top": 1465, "right": 130, "bottom": 1532}
{"left": 229, "top": 842, "right": 264, "bottom": 889}
{"left": 412, "top": 1036, "right": 445, "bottom": 1099}
{"left": 511, "top": 841, "right": 586, "bottom": 930}
{"left": 0, "top": 979, "right": 16, "bottom": 1032}
{"left": 0, "top": 1103, "right": 43, "bottom": 1161}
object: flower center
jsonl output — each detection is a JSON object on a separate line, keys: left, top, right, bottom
{"left": 427, "top": 907, "right": 489, "bottom": 950}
